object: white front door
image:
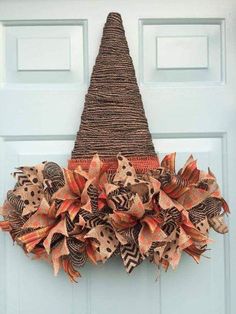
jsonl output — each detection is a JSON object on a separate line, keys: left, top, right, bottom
{"left": 0, "top": 1, "right": 235, "bottom": 314}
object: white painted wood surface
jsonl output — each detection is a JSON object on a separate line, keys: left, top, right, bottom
{"left": 0, "top": 1, "right": 235, "bottom": 314}
{"left": 156, "top": 36, "right": 208, "bottom": 69}
{"left": 17, "top": 37, "right": 71, "bottom": 71}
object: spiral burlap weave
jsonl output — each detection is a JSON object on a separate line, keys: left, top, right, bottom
{"left": 71, "top": 13, "right": 157, "bottom": 166}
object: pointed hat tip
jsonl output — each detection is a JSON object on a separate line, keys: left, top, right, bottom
{"left": 106, "top": 12, "right": 122, "bottom": 23}
{"left": 107, "top": 12, "right": 121, "bottom": 17}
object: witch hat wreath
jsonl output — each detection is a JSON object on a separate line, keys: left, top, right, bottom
{"left": 0, "top": 12, "right": 229, "bottom": 282}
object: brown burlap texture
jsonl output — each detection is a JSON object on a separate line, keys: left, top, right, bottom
{"left": 70, "top": 12, "right": 158, "bottom": 171}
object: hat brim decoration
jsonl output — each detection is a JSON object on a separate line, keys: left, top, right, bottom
{"left": 0, "top": 13, "right": 229, "bottom": 282}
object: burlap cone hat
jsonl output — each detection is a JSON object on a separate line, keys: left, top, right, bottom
{"left": 69, "top": 12, "right": 159, "bottom": 172}
{"left": 0, "top": 12, "right": 229, "bottom": 282}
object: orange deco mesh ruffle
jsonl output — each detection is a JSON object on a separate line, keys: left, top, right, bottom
{"left": 0, "top": 153, "right": 229, "bottom": 282}
{"left": 68, "top": 155, "right": 159, "bottom": 172}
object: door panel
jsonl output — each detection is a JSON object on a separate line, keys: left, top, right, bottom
{"left": 0, "top": 1, "right": 235, "bottom": 314}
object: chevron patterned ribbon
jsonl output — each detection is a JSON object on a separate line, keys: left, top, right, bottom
{"left": 0, "top": 153, "right": 229, "bottom": 282}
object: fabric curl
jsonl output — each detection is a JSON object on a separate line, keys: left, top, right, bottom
{"left": 0, "top": 153, "right": 229, "bottom": 282}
